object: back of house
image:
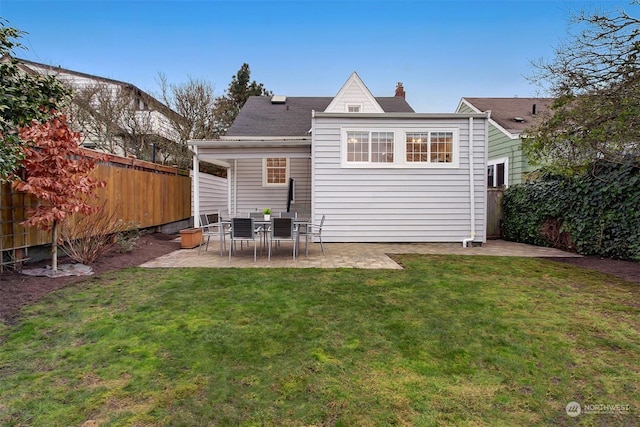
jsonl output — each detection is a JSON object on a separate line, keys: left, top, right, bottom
{"left": 191, "top": 72, "right": 489, "bottom": 245}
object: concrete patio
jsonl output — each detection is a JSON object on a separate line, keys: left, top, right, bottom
{"left": 141, "top": 238, "right": 581, "bottom": 270}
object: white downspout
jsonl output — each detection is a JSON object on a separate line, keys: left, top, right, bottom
{"left": 463, "top": 116, "right": 476, "bottom": 248}
{"left": 233, "top": 159, "right": 238, "bottom": 216}
{"left": 192, "top": 145, "right": 200, "bottom": 228}
{"left": 311, "top": 110, "right": 316, "bottom": 225}
{"left": 226, "top": 166, "right": 231, "bottom": 218}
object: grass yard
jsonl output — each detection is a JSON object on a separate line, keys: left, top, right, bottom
{"left": 0, "top": 255, "right": 638, "bottom": 426}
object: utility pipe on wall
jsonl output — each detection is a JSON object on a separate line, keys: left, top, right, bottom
{"left": 192, "top": 145, "right": 200, "bottom": 228}
{"left": 227, "top": 166, "right": 232, "bottom": 218}
{"left": 233, "top": 159, "right": 238, "bottom": 216}
{"left": 463, "top": 116, "right": 476, "bottom": 248}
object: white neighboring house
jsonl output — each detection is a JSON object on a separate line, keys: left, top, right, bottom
{"left": 11, "top": 57, "right": 181, "bottom": 160}
{"left": 190, "top": 72, "right": 489, "bottom": 245}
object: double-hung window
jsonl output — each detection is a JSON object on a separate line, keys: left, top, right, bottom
{"left": 262, "top": 158, "right": 289, "bottom": 187}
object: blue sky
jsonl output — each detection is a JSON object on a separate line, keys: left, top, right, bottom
{"left": 1, "top": 0, "right": 636, "bottom": 112}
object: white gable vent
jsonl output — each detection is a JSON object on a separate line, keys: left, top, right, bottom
{"left": 271, "top": 95, "right": 287, "bottom": 104}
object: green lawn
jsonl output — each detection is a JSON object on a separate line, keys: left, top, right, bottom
{"left": 0, "top": 255, "right": 638, "bottom": 426}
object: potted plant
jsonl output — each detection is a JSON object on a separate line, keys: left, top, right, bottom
{"left": 262, "top": 208, "right": 272, "bottom": 221}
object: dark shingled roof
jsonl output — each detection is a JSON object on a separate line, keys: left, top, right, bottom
{"left": 463, "top": 97, "right": 554, "bottom": 135}
{"left": 227, "top": 96, "right": 415, "bottom": 137}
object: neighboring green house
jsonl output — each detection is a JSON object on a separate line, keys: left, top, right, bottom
{"left": 456, "top": 97, "right": 553, "bottom": 187}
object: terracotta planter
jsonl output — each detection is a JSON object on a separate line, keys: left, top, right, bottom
{"left": 179, "top": 228, "right": 202, "bottom": 249}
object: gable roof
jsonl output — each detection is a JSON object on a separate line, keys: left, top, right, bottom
{"left": 324, "top": 71, "right": 384, "bottom": 113}
{"left": 460, "top": 97, "right": 554, "bottom": 136}
{"left": 13, "top": 57, "right": 182, "bottom": 121}
{"left": 227, "top": 95, "right": 414, "bottom": 137}
{"left": 15, "top": 57, "right": 139, "bottom": 87}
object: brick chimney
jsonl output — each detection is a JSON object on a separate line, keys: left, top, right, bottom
{"left": 395, "top": 82, "right": 406, "bottom": 98}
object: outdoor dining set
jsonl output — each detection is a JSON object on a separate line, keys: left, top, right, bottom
{"left": 198, "top": 211, "right": 325, "bottom": 262}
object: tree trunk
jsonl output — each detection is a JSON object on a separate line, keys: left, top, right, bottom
{"left": 51, "top": 220, "right": 58, "bottom": 271}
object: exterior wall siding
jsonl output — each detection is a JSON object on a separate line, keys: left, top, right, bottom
{"left": 192, "top": 171, "right": 228, "bottom": 216}
{"left": 456, "top": 104, "right": 475, "bottom": 114}
{"left": 312, "top": 116, "right": 487, "bottom": 243}
{"left": 324, "top": 77, "right": 382, "bottom": 113}
{"left": 230, "top": 157, "right": 311, "bottom": 216}
{"left": 486, "top": 125, "right": 536, "bottom": 186}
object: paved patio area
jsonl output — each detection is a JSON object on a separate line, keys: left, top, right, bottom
{"left": 141, "top": 238, "right": 581, "bottom": 270}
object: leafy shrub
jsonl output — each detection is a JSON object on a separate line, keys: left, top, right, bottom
{"left": 502, "top": 159, "right": 640, "bottom": 261}
{"left": 115, "top": 228, "right": 141, "bottom": 253}
{"left": 59, "top": 203, "right": 139, "bottom": 264}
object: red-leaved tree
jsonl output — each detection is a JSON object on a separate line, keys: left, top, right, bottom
{"left": 13, "top": 114, "right": 106, "bottom": 271}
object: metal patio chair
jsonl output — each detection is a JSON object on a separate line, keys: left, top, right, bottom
{"left": 277, "top": 211, "right": 297, "bottom": 218}
{"left": 297, "top": 214, "right": 325, "bottom": 256}
{"left": 198, "top": 211, "right": 230, "bottom": 256}
{"left": 268, "top": 217, "right": 297, "bottom": 261}
{"left": 229, "top": 217, "right": 259, "bottom": 262}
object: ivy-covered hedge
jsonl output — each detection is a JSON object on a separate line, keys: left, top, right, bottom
{"left": 502, "top": 160, "right": 640, "bottom": 261}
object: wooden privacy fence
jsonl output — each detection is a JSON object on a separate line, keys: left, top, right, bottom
{"left": 1, "top": 149, "right": 191, "bottom": 268}
{"left": 486, "top": 187, "right": 505, "bottom": 239}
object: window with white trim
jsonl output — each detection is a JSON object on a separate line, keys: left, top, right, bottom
{"left": 406, "top": 131, "right": 453, "bottom": 163}
{"left": 406, "top": 132, "right": 428, "bottom": 162}
{"left": 262, "top": 158, "right": 289, "bottom": 187}
{"left": 487, "top": 157, "right": 508, "bottom": 187}
{"left": 342, "top": 127, "right": 459, "bottom": 168}
{"left": 346, "top": 104, "right": 362, "bottom": 113}
{"left": 346, "top": 131, "right": 394, "bottom": 163}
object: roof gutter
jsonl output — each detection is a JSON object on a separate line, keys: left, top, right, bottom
{"left": 188, "top": 139, "right": 311, "bottom": 149}
{"left": 314, "top": 112, "right": 489, "bottom": 120}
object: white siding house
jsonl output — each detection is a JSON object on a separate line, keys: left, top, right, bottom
{"left": 14, "top": 58, "right": 181, "bottom": 155}
{"left": 191, "top": 72, "right": 489, "bottom": 245}
{"left": 312, "top": 112, "right": 488, "bottom": 243}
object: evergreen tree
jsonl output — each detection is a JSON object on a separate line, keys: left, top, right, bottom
{"left": 214, "top": 63, "right": 272, "bottom": 134}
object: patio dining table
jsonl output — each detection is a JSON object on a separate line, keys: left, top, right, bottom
{"left": 218, "top": 217, "right": 311, "bottom": 258}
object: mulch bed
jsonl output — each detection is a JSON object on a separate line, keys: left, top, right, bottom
{"left": 0, "top": 232, "right": 180, "bottom": 325}
{"left": 1, "top": 235, "right": 638, "bottom": 325}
